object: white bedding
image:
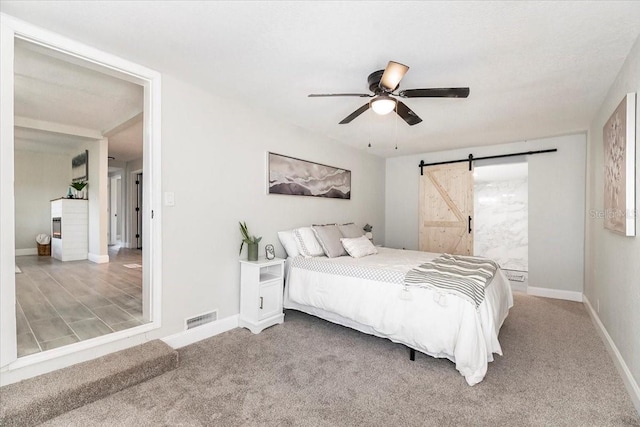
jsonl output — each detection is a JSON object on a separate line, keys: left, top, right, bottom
{"left": 284, "top": 247, "right": 514, "bottom": 386}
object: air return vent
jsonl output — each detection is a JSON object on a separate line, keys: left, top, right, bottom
{"left": 505, "top": 271, "right": 527, "bottom": 283}
{"left": 185, "top": 310, "right": 217, "bottom": 330}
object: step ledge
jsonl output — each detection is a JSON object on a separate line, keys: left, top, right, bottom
{"left": 0, "top": 339, "right": 178, "bottom": 427}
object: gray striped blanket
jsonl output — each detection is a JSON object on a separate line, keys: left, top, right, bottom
{"left": 404, "top": 254, "right": 499, "bottom": 308}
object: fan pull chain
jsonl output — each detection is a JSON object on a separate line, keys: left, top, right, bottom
{"left": 367, "top": 108, "right": 373, "bottom": 148}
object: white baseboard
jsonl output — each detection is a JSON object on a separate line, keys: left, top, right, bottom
{"left": 583, "top": 296, "right": 640, "bottom": 416}
{"left": 88, "top": 253, "right": 109, "bottom": 264}
{"left": 15, "top": 248, "right": 37, "bottom": 256}
{"left": 162, "top": 314, "right": 239, "bottom": 349}
{"left": 527, "top": 286, "right": 583, "bottom": 302}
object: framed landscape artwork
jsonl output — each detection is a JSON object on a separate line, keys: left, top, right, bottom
{"left": 603, "top": 93, "right": 636, "bottom": 236}
{"left": 267, "top": 152, "right": 351, "bottom": 199}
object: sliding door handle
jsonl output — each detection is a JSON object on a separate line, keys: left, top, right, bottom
{"left": 468, "top": 216, "right": 472, "bottom": 234}
{"left": 259, "top": 297, "right": 263, "bottom": 309}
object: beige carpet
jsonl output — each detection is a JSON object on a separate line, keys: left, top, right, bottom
{"left": 42, "top": 294, "right": 639, "bottom": 426}
{"left": 0, "top": 340, "right": 178, "bottom": 426}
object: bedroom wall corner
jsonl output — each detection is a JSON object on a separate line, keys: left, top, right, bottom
{"left": 584, "top": 31, "right": 640, "bottom": 412}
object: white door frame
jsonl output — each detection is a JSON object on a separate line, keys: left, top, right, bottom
{"left": 0, "top": 13, "right": 162, "bottom": 378}
{"left": 109, "top": 174, "right": 122, "bottom": 246}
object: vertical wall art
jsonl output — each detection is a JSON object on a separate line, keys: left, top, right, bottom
{"left": 268, "top": 152, "right": 351, "bottom": 199}
{"left": 71, "top": 150, "right": 89, "bottom": 183}
{"left": 603, "top": 93, "right": 636, "bottom": 236}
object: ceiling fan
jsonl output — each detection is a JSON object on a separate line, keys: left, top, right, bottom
{"left": 308, "top": 61, "right": 470, "bottom": 126}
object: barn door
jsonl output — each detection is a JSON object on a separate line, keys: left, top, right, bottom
{"left": 419, "top": 162, "right": 473, "bottom": 255}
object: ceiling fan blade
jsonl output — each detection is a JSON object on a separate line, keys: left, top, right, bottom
{"left": 339, "top": 103, "right": 370, "bottom": 124}
{"left": 398, "top": 87, "right": 470, "bottom": 98}
{"left": 379, "top": 61, "right": 409, "bottom": 91}
{"left": 395, "top": 101, "right": 422, "bottom": 126}
{"left": 308, "top": 93, "right": 372, "bottom": 98}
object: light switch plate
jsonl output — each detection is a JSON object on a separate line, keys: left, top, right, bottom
{"left": 164, "top": 192, "right": 175, "bottom": 206}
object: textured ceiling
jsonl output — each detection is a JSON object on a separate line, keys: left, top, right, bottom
{"left": 3, "top": 1, "right": 640, "bottom": 158}
{"left": 13, "top": 40, "right": 143, "bottom": 162}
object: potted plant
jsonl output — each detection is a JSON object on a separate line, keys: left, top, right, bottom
{"left": 239, "top": 221, "right": 261, "bottom": 261}
{"left": 70, "top": 181, "right": 87, "bottom": 199}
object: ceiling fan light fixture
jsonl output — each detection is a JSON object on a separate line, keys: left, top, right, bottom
{"left": 370, "top": 96, "right": 396, "bottom": 115}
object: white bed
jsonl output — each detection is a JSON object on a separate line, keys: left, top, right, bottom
{"left": 283, "top": 247, "right": 513, "bottom": 386}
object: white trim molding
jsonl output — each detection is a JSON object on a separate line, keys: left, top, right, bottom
{"left": 0, "top": 322, "right": 155, "bottom": 386}
{"left": 87, "top": 253, "right": 110, "bottom": 264}
{"left": 162, "top": 315, "right": 239, "bottom": 349}
{"left": 527, "top": 286, "right": 583, "bottom": 302}
{"left": 0, "top": 15, "right": 17, "bottom": 368}
{"left": 583, "top": 296, "right": 640, "bottom": 415}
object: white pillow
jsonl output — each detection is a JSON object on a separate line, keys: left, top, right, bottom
{"left": 277, "top": 230, "right": 300, "bottom": 258}
{"left": 341, "top": 236, "right": 378, "bottom": 258}
{"left": 293, "top": 227, "right": 325, "bottom": 258}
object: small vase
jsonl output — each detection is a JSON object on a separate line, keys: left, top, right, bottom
{"left": 247, "top": 243, "right": 259, "bottom": 261}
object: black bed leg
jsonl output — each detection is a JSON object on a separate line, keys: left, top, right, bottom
{"left": 409, "top": 348, "right": 415, "bottom": 361}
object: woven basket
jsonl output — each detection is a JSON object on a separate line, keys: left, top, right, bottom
{"left": 37, "top": 243, "right": 51, "bottom": 256}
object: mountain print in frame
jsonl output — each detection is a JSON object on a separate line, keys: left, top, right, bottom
{"left": 268, "top": 152, "right": 351, "bottom": 199}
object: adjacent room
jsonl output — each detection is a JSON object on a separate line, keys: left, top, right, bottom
{"left": 12, "top": 39, "right": 148, "bottom": 356}
{"left": 0, "top": 2, "right": 639, "bottom": 425}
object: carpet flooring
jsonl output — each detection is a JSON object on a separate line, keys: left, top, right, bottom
{"left": 41, "top": 293, "right": 639, "bottom": 426}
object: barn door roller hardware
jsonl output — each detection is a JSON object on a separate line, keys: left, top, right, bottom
{"left": 418, "top": 148, "right": 557, "bottom": 175}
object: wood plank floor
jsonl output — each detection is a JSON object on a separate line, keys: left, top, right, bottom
{"left": 14, "top": 246, "right": 144, "bottom": 357}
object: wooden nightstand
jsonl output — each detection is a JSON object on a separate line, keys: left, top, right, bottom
{"left": 238, "top": 257, "right": 285, "bottom": 334}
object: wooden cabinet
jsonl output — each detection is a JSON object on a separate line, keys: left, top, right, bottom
{"left": 239, "top": 258, "right": 285, "bottom": 334}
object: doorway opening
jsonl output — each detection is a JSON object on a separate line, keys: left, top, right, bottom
{"left": 1, "top": 14, "right": 162, "bottom": 375}
{"left": 12, "top": 39, "right": 148, "bottom": 357}
{"left": 473, "top": 160, "right": 529, "bottom": 290}
{"left": 418, "top": 158, "right": 528, "bottom": 292}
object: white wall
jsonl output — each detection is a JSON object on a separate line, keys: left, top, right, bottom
{"left": 14, "top": 149, "right": 71, "bottom": 252}
{"left": 385, "top": 133, "right": 585, "bottom": 294}
{"left": 155, "top": 74, "right": 385, "bottom": 331}
{"left": 82, "top": 138, "right": 109, "bottom": 262}
{"left": 585, "top": 32, "right": 640, "bottom": 408}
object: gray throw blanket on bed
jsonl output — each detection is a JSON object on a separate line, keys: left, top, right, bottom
{"left": 404, "top": 254, "right": 499, "bottom": 308}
